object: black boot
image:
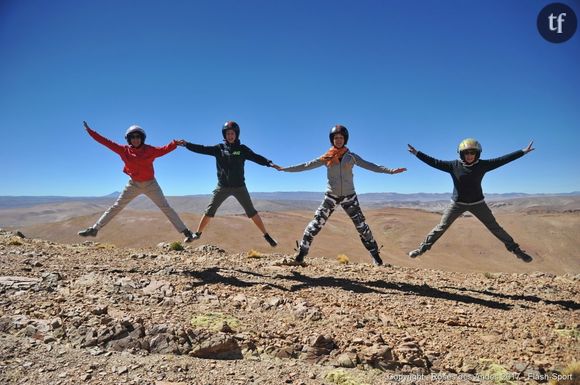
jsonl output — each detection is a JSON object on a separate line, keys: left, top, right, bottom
{"left": 78, "top": 227, "right": 98, "bottom": 237}
{"left": 294, "top": 247, "right": 307, "bottom": 264}
{"left": 264, "top": 233, "right": 278, "bottom": 247}
{"left": 370, "top": 251, "right": 384, "bottom": 266}
{"left": 513, "top": 247, "right": 533, "bottom": 263}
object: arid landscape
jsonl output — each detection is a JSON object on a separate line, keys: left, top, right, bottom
{"left": 0, "top": 194, "right": 579, "bottom": 385}
{"left": 2, "top": 193, "right": 579, "bottom": 274}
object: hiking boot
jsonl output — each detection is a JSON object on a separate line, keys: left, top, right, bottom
{"left": 78, "top": 227, "right": 98, "bottom": 237}
{"left": 294, "top": 246, "right": 308, "bottom": 263}
{"left": 182, "top": 229, "right": 198, "bottom": 243}
{"left": 371, "top": 252, "right": 383, "bottom": 266}
{"left": 513, "top": 247, "right": 533, "bottom": 263}
{"left": 264, "top": 233, "right": 278, "bottom": 247}
{"left": 408, "top": 245, "right": 428, "bottom": 258}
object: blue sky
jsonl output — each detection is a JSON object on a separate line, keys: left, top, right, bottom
{"left": 1, "top": 0, "right": 579, "bottom": 196}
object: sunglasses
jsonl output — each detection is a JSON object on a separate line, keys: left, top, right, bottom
{"left": 128, "top": 134, "right": 142, "bottom": 139}
{"left": 463, "top": 150, "right": 478, "bottom": 155}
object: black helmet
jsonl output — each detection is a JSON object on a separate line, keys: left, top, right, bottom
{"left": 329, "top": 125, "right": 349, "bottom": 145}
{"left": 222, "top": 121, "right": 240, "bottom": 140}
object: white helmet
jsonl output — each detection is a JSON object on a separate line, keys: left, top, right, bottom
{"left": 125, "top": 125, "right": 146, "bottom": 144}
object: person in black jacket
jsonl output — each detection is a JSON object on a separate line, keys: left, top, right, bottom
{"left": 177, "top": 121, "right": 280, "bottom": 247}
{"left": 407, "top": 138, "right": 535, "bottom": 262}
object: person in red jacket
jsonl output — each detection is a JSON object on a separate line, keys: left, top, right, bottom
{"left": 77, "top": 121, "right": 194, "bottom": 242}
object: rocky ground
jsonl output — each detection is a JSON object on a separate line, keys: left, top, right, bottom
{"left": 0, "top": 229, "right": 578, "bottom": 385}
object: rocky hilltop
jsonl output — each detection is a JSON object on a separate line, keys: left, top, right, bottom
{"left": 0, "top": 230, "right": 578, "bottom": 385}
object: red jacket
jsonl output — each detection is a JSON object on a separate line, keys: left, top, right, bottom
{"left": 87, "top": 128, "right": 177, "bottom": 182}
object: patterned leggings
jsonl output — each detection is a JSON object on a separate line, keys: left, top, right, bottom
{"left": 298, "top": 193, "right": 379, "bottom": 255}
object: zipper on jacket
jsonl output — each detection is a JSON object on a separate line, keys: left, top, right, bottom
{"left": 339, "top": 155, "right": 344, "bottom": 197}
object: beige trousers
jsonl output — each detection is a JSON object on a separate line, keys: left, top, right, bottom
{"left": 94, "top": 179, "right": 187, "bottom": 233}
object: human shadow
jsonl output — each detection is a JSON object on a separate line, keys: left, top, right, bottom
{"left": 170, "top": 264, "right": 516, "bottom": 310}
{"left": 440, "top": 286, "right": 580, "bottom": 311}
{"left": 279, "top": 271, "right": 513, "bottom": 310}
{"left": 179, "top": 267, "right": 288, "bottom": 292}
{"left": 134, "top": 266, "right": 514, "bottom": 310}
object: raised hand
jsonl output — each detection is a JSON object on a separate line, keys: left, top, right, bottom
{"left": 391, "top": 167, "right": 407, "bottom": 174}
{"left": 83, "top": 121, "right": 91, "bottom": 130}
{"left": 271, "top": 163, "right": 283, "bottom": 171}
{"left": 523, "top": 140, "right": 535, "bottom": 154}
{"left": 175, "top": 139, "right": 187, "bottom": 146}
{"left": 407, "top": 144, "right": 417, "bottom": 155}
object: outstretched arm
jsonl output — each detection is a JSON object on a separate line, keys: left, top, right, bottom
{"left": 280, "top": 158, "right": 325, "bottom": 172}
{"left": 484, "top": 140, "right": 534, "bottom": 171}
{"left": 485, "top": 142, "right": 531, "bottom": 171}
{"left": 238, "top": 145, "right": 280, "bottom": 170}
{"left": 242, "top": 145, "right": 273, "bottom": 167}
{"left": 177, "top": 140, "right": 219, "bottom": 156}
{"left": 150, "top": 140, "right": 178, "bottom": 158}
{"left": 408, "top": 144, "right": 453, "bottom": 172}
{"left": 83, "top": 121, "right": 124, "bottom": 154}
{"left": 351, "top": 153, "right": 406, "bottom": 174}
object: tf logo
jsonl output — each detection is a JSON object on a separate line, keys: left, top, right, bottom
{"left": 537, "top": 3, "right": 577, "bottom": 43}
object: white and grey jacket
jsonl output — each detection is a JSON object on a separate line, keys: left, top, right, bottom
{"left": 282, "top": 150, "right": 397, "bottom": 197}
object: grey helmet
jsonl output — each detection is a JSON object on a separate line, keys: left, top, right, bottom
{"left": 125, "top": 125, "right": 146, "bottom": 145}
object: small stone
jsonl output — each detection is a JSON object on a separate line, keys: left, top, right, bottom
{"left": 91, "top": 305, "right": 108, "bottom": 316}
{"left": 335, "top": 353, "right": 358, "bottom": 368}
{"left": 117, "top": 366, "right": 129, "bottom": 375}
{"left": 50, "top": 318, "right": 62, "bottom": 329}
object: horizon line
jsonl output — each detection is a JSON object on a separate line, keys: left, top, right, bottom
{"left": 1, "top": 191, "right": 579, "bottom": 199}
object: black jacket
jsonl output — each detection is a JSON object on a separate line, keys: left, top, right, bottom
{"left": 416, "top": 150, "right": 524, "bottom": 203}
{"left": 185, "top": 141, "right": 272, "bottom": 187}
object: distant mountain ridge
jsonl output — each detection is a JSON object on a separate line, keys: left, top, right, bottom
{"left": 0, "top": 193, "right": 120, "bottom": 209}
{"left": 2, "top": 192, "right": 580, "bottom": 228}
{"left": 1, "top": 191, "right": 579, "bottom": 209}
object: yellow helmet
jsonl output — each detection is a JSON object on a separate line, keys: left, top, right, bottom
{"left": 457, "top": 138, "right": 482, "bottom": 161}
